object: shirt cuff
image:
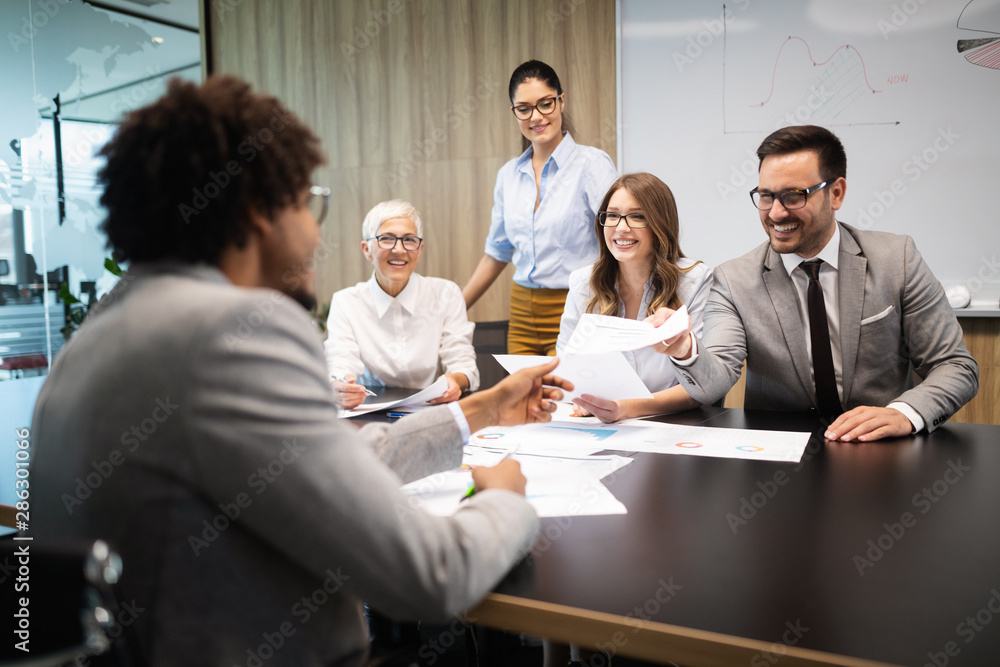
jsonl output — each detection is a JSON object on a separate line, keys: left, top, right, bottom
{"left": 447, "top": 402, "right": 472, "bottom": 443}
{"left": 670, "top": 333, "right": 700, "bottom": 367}
{"left": 888, "top": 402, "right": 924, "bottom": 433}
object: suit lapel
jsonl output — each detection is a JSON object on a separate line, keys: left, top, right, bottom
{"left": 838, "top": 226, "right": 867, "bottom": 406}
{"left": 762, "top": 248, "right": 815, "bottom": 404}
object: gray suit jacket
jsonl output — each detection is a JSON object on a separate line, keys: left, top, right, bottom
{"left": 673, "top": 224, "right": 978, "bottom": 430}
{"left": 30, "top": 263, "right": 538, "bottom": 666}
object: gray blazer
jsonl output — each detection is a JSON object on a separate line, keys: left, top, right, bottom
{"left": 30, "top": 264, "right": 538, "bottom": 666}
{"left": 673, "top": 224, "right": 978, "bottom": 430}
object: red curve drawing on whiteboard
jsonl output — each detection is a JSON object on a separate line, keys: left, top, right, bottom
{"left": 750, "top": 36, "right": 883, "bottom": 108}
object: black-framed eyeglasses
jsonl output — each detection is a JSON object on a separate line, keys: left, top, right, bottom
{"left": 510, "top": 95, "right": 562, "bottom": 121}
{"left": 368, "top": 234, "right": 423, "bottom": 251}
{"left": 750, "top": 181, "right": 828, "bottom": 211}
{"left": 598, "top": 211, "right": 648, "bottom": 229}
{"left": 307, "top": 185, "right": 331, "bottom": 224}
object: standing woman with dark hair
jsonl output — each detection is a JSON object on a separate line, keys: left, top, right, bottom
{"left": 557, "top": 172, "right": 714, "bottom": 422}
{"left": 462, "top": 60, "right": 618, "bottom": 356}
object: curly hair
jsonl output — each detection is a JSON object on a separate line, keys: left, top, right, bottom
{"left": 98, "top": 75, "right": 325, "bottom": 264}
{"left": 586, "top": 173, "right": 699, "bottom": 318}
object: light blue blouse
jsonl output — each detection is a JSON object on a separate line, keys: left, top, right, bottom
{"left": 485, "top": 133, "right": 618, "bottom": 290}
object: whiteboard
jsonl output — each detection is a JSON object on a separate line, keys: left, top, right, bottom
{"left": 619, "top": 0, "right": 1000, "bottom": 307}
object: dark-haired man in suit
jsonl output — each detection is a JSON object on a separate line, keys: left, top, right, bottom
{"left": 651, "top": 125, "right": 977, "bottom": 442}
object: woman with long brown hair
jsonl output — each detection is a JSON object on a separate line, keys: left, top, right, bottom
{"left": 556, "top": 172, "right": 713, "bottom": 422}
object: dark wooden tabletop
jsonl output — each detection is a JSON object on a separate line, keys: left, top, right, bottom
{"left": 479, "top": 408, "right": 1000, "bottom": 666}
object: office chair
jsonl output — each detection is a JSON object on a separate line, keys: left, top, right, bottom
{"left": 472, "top": 321, "right": 509, "bottom": 390}
{"left": 0, "top": 539, "right": 143, "bottom": 666}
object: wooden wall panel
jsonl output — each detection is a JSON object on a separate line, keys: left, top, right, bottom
{"left": 209, "top": 0, "right": 616, "bottom": 322}
{"left": 953, "top": 318, "right": 1000, "bottom": 426}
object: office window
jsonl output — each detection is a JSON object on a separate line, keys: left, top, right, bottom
{"left": 0, "top": 0, "right": 201, "bottom": 524}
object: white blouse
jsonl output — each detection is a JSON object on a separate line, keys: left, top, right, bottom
{"left": 325, "top": 273, "right": 480, "bottom": 391}
{"left": 557, "top": 258, "right": 713, "bottom": 393}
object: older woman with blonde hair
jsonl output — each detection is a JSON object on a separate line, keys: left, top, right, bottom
{"left": 326, "top": 200, "right": 479, "bottom": 408}
{"left": 557, "top": 172, "right": 713, "bottom": 422}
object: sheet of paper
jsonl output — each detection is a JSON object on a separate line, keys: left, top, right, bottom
{"left": 562, "top": 305, "right": 690, "bottom": 355}
{"left": 493, "top": 353, "right": 653, "bottom": 402}
{"left": 469, "top": 420, "right": 811, "bottom": 463}
{"left": 602, "top": 420, "right": 812, "bottom": 462}
{"left": 401, "top": 446, "right": 632, "bottom": 518}
{"left": 339, "top": 377, "right": 450, "bottom": 418}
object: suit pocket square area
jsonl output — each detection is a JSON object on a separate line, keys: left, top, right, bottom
{"left": 861, "top": 305, "right": 895, "bottom": 326}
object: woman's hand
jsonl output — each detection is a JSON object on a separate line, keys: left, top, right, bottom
{"left": 428, "top": 373, "right": 465, "bottom": 405}
{"left": 572, "top": 394, "right": 627, "bottom": 423}
{"left": 333, "top": 374, "right": 368, "bottom": 409}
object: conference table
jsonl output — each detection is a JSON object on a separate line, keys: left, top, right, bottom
{"left": 467, "top": 407, "right": 1000, "bottom": 667}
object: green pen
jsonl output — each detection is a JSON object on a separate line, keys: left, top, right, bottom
{"left": 459, "top": 446, "right": 519, "bottom": 502}
{"left": 460, "top": 483, "right": 477, "bottom": 502}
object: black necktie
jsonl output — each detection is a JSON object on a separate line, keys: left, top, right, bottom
{"left": 801, "top": 260, "right": 842, "bottom": 417}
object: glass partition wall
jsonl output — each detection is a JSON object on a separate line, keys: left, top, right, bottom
{"left": 0, "top": 0, "right": 201, "bottom": 516}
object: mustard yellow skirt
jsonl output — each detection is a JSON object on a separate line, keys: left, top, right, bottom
{"left": 508, "top": 283, "right": 568, "bottom": 356}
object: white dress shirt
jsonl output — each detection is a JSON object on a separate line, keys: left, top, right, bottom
{"left": 557, "top": 258, "right": 714, "bottom": 393}
{"left": 325, "top": 273, "right": 480, "bottom": 391}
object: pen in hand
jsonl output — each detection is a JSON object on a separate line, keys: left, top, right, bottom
{"left": 332, "top": 376, "right": 377, "bottom": 397}
{"left": 460, "top": 446, "right": 520, "bottom": 502}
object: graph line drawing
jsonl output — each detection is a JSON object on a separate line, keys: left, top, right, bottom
{"left": 750, "top": 36, "right": 883, "bottom": 107}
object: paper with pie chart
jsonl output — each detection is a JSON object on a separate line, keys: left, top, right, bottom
{"left": 493, "top": 353, "right": 653, "bottom": 403}
{"left": 466, "top": 420, "right": 811, "bottom": 463}
{"left": 613, "top": 420, "right": 811, "bottom": 462}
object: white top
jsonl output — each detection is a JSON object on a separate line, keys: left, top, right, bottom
{"left": 557, "top": 258, "right": 713, "bottom": 393}
{"left": 325, "top": 273, "right": 480, "bottom": 391}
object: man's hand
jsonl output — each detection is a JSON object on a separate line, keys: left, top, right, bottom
{"left": 572, "top": 394, "right": 626, "bottom": 423}
{"left": 427, "top": 373, "right": 465, "bottom": 405}
{"left": 333, "top": 375, "right": 368, "bottom": 409}
{"left": 825, "top": 406, "right": 914, "bottom": 442}
{"left": 644, "top": 307, "right": 694, "bottom": 360}
{"left": 458, "top": 358, "right": 573, "bottom": 433}
{"left": 471, "top": 459, "right": 527, "bottom": 496}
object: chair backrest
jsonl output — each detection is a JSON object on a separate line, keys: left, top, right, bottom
{"left": 472, "top": 321, "right": 509, "bottom": 390}
{"left": 0, "top": 539, "right": 142, "bottom": 666}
